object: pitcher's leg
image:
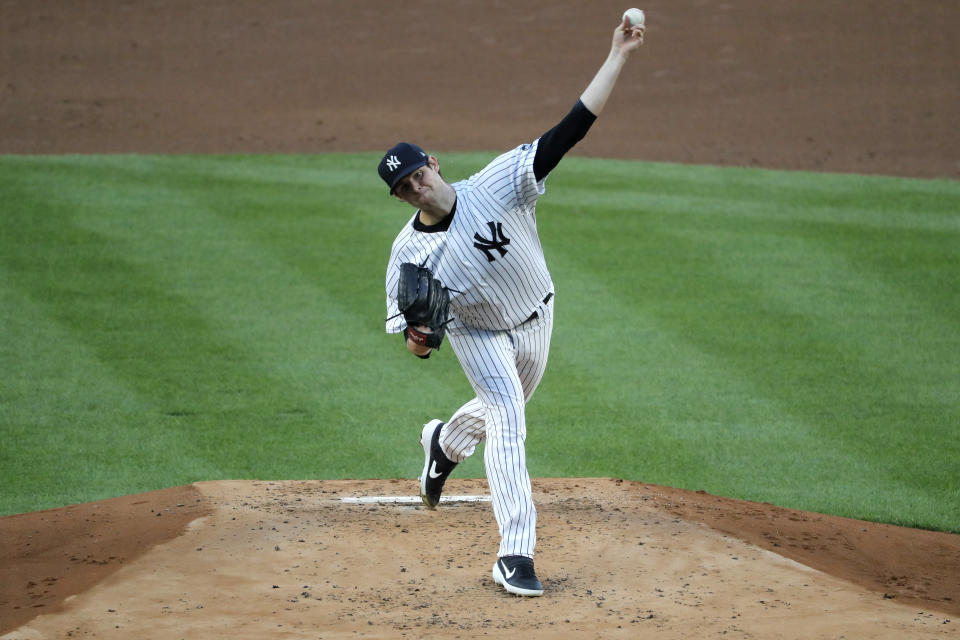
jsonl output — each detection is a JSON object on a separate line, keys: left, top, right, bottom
{"left": 449, "top": 327, "right": 536, "bottom": 558}
{"left": 484, "top": 400, "right": 536, "bottom": 557}
{"left": 494, "top": 308, "right": 552, "bottom": 556}
{"left": 442, "top": 398, "right": 486, "bottom": 463}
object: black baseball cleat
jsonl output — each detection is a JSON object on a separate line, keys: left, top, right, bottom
{"left": 418, "top": 419, "right": 458, "bottom": 509}
{"left": 492, "top": 555, "right": 544, "bottom": 597}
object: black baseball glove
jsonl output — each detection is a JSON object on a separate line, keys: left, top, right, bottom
{"left": 397, "top": 262, "right": 450, "bottom": 350}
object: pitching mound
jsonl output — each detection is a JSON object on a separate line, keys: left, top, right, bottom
{"left": 2, "top": 479, "right": 957, "bottom": 638}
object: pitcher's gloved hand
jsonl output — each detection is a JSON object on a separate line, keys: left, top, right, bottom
{"left": 397, "top": 263, "right": 450, "bottom": 350}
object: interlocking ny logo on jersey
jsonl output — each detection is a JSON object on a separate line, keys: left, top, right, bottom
{"left": 473, "top": 221, "right": 511, "bottom": 262}
{"left": 385, "top": 155, "right": 401, "bottom": 171}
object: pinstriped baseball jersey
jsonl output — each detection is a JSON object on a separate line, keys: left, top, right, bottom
{"left": 385, "top": 140, "right": 553, "bottom": 333}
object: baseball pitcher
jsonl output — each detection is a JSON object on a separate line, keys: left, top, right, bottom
{"left": 381, "top": 14, "right": 646, "bottom": 596}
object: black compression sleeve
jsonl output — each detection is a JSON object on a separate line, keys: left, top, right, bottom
{"left": 533, "top": 100, "right": 598, "bottom": 182}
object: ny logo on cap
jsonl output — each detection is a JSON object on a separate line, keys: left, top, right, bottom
{"left": 385, "top": 155, "right": 401, "bottom": 171}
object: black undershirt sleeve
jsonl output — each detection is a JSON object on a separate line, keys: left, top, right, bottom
{"left": 533, "top": 99, "right": 598, "bottom": 182}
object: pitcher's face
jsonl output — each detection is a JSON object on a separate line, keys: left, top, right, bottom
{"left": 393, "top": 157, "right": 443, "bottom": 208}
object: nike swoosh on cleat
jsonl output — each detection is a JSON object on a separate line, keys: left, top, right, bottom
{"left": 501, "top": 561, "right": 516, "bottom": 579}
{"left": 429, "top": 461, "right": 443, "bottom": 479}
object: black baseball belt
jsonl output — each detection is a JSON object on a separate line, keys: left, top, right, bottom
{"left": 524, "top": 292, "right": 554, "bottom": 323}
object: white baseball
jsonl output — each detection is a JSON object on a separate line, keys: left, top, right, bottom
{"left": 623, "top": 8, "right": 645, "bottom": 27}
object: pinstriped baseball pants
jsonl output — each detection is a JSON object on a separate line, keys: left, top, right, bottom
{"left": 442, "top": 297, "right": 554, "bottom": 559}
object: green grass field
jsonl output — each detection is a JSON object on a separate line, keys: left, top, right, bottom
{"left": 1, "top": 153, "right": 958, "bottom": 532}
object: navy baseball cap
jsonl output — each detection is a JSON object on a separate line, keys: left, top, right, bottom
{"left": 378, "top": 142, "right": 429, "bottom": 194}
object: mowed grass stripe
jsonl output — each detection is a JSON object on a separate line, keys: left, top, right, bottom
{"left": 1, "top": 153, "right": 958, "bottom": 531}
{"left": 0, "top": 161, "right": 344, "bottom": 481}
{"left": 535, "top": 160, "right": 959, "bottom": 528}
{"left": 1, "top": 210, "right": 227, "bottom": 511}
{"left": 138, "top": 154, "right": 475, "bottom": 465}
{"left": 1, "top": 178, "right": 314, "bottom": 445}
{"left": 0, "top": 154, "right": 469, "bottom": 507}
{"left": 550, "top": 159, "right": 959, "bottom": 230}
{"left": 536, "top": 222, "right": 914, "bottom": 524}
{"left": 3, "top": 159, "right": 317, "bottom": 413}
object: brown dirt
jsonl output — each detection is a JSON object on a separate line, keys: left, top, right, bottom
{"left": 1, "top": 479, "right": 958, "bottom": 639}
{"left": 2, "top": 0, "right": 958, "bottom": 178}
{"left": 0, "top": 485, "right": 210, "bottom": 633}
{"left": 2, "top": 1, "right": 959, "bottom": 637}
